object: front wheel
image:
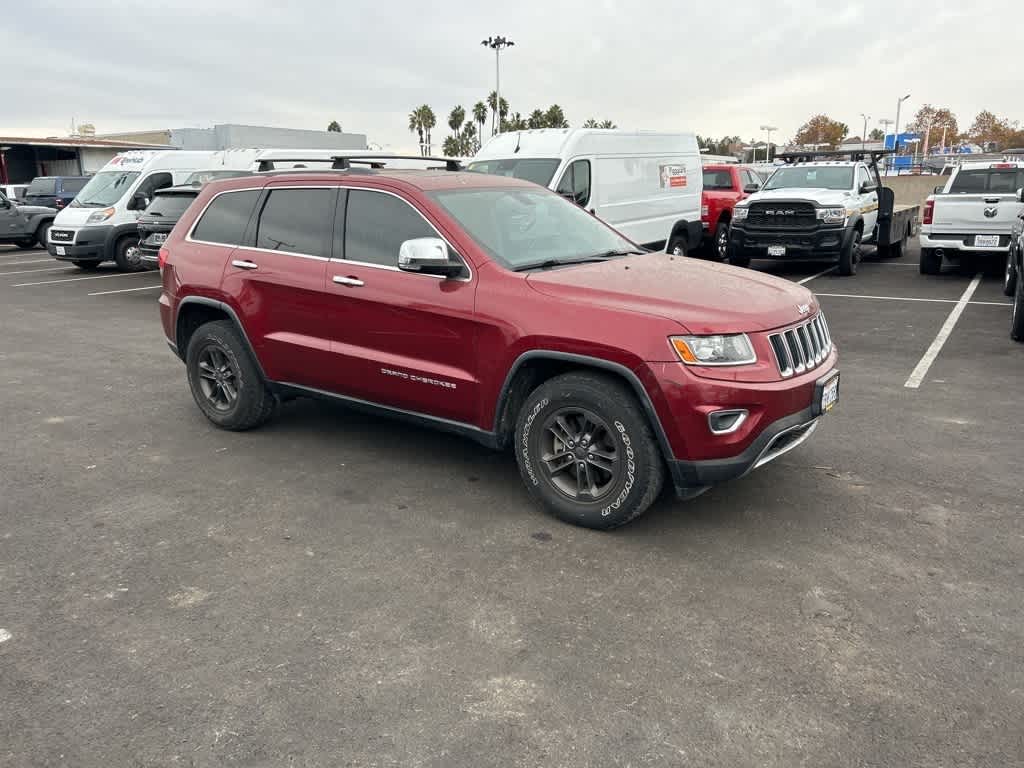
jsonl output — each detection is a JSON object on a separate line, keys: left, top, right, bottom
{"left": 113, "top": 235, "right": 143, "bottom": 272}
{"left": 920, "top": 247, "right": 942, "bottom": 275}
{"left": 35, "top": 222, "right": 51, "bottom": 248}
{"left": 1012, "top": 269, "right": 1024, "bottom": 342}
{"left": 1004, "top": 250, "right": 1018, "bottom": 297}
{"left": 712, "top": 222, "right": 730, "bottom": 261}
{"left": 667, "top": 236, "right": 688, "bottom": 257}
{"left": 838, "top": 228, "right": 861, "bottom": 276}
{"left": 14, "top": 238, "right": 36, "bottom": 249}
{"left": 514, "top": 372, "right": 665, "bottom": 530}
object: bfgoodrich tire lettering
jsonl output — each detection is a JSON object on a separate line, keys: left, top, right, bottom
{"left": 514, "top": 372, "right": 664, "bottom": 530}
{"left": 186, "top": 320, "right": 276, "bottom": 430}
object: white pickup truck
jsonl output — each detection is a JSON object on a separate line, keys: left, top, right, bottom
{"left": 919, "top": 160, "right": 1024, "bottom": 274}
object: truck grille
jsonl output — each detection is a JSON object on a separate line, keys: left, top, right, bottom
{"left": 768, "top": 313, "right": 832, "bottom": 377}
{"left": 49, "top": 229, "right": 75, "bottom": 243}
{"left": 748, "top": 202, "right": 817, "bottom": 228}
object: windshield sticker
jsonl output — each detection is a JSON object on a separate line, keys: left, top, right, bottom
{"left": 659, "top": 165, "right": 687, "bottom": 189}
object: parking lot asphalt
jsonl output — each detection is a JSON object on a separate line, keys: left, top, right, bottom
{"left": 1, "top": 243, "right": 1021, "bottom": 768}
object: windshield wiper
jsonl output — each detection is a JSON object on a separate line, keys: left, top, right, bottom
{"left": 589, "top": 248, "right": 647, "bottom": 258}
{"left": 513, "top": 257, "right": 611, "bottom": 272}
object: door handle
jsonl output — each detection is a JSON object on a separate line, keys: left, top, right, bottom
{"left": 231, "top": 259, "right": 258, "bottom": 270}
{"left": 333, "top": 275, "right": 364, "bottom": 287}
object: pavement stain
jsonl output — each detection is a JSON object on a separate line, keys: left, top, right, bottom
{"left": 168, "top": 587, "right": 211, "bottom": 608}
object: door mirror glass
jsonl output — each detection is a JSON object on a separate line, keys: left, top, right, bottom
{"left": 859, "top": 181, "right": 877, "bottom": 194}
{"left": 742, "top": 183, "right": 760, "bottom": 193}
{"left": 129, "top": 193, "right": 150, "bottom": 211}
{"left": 398, "top": 237, "right": 464, "bottom": 278}
{"left": 934, "top": 185, "right": 945, "bottom": 194}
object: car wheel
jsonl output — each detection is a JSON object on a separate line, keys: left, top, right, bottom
{"left": 1012, "top": 270, "right": 1024, "bottom": 342}
{"left": 920, "top": 247, "right": 942, "bottom": 275}
{"left": 838, "top": 228, "right": 861, "bottom": 276}
{"left": 72, "top": 260, "right": 101, "bottom": 271}
{"left": 514, "top": 372, "right": 665, "bottom": 530}
{"left": 35, "top": 222, "right": 51, "bottom": 248}
{"left": 14, "top": 238, "right": 36, "bottom": 249}
{"left": 186, "top": 320, "right": 277, "bottom": 430}
{"left": 113, "top": 235, "right": 143, "bottom": 271}
{"left": 1003, "top": 250, "right": 1018, "bottom": 297}
{"left": 667, "top": 236, "right": 688, "bottom": 257}
{"left": 713, "top": 222, "right": 730, "bottom": 261}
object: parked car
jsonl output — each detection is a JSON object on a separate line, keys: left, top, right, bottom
{"left": 469, "top": 129, "right": 704, "bottom": 256}
{"left": 47, "top": 150, "right": 265, "bottom": 271}
{"left": 158, "top": 159, "right": 839, "bottom": 530}
{"left": 21, "top": 176, "right": 89, "bottom": 209}
{"left": 1, "top": 184, "right": 29, "bottom": 202}
{"left": 729, "top": 150, "right": 918, "bottom": 275}
{"left": 920, "top": 160, "right": 1024, "bottom": 274}
{"left": 700, "top": 164, "right": 765, "bottom": 259}
{"left": 0, "top": 189, "right": 55, "bottom": 248}
{"left": 1004, "top": 193, "right": 1024, "bottom": 298}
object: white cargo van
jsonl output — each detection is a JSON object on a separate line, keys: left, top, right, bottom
{"left": 469, "top": 129, "right": 703, "bottom": 254}
{"left": 48, "top": 149, "right": 263, "bottom": 270}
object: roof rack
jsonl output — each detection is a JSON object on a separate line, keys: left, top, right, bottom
{"left": 777, "top": 149, "right": 894, "bottom": 164}
{"left": 254, "top": 154, "right": 463, "bottom": 173}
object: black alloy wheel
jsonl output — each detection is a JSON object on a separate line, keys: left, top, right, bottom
{"left": 539, "top": 407, "right": 620, "bottom": 502}
{"left": 195, "top": 344, "right": 240, "bottom": 412}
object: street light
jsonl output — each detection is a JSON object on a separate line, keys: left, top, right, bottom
{"left": 893, "top": 94, "right": 911, "bottom": 153}
{"left": 759, "top": 125, "right": 777, "bottom": 163}
{"left": 481, "top": 36, "right": 515, "bottom": 135}
{"left": 860, "top": 113, "right": 870, "bottom": 150}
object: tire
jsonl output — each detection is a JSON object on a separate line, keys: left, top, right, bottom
{"left": 667, "top": 236, "right": 688, "bottom": 257}
{"left": 514, "top": 372, "right": 665, "bottom": 530}
{"left": 1012, "top": 270, "right": 1024, "bottom": 342}
{"left": 879, "top": 229, "right": 907, "bottom": 259}
{"left": 35, "top": 222, "right": 51, "bottom": 249}
{"left": 1004, "top": 249, "right": 1018, "bottom": 297}
{"left": 838, "top": 227, "right": 861, "bottom": 276}
{"left": 72, "top": 260, "right": 101, "bottom": 271}
{"left": 920, "top": 247, "right": 942, "bottom": 275}
{"left": 185, "top": 320, "right": 276, "bottom": 430}
{"left": 712, "top": 222, "right": 730, "bottom": 261}
{"left": 14, "top": 238, "right": 36, "bottom": 249}
{"left": 113, "top": 235, "right": 143, "bottom": 272}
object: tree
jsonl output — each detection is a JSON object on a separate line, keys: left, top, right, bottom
{"left": 408, "top": 108, "right": 425, "bottom": 154}
{"left": 448, "top": 105, "right": 466, "bottom": 137}
{"left": 792, "top": 115, "right": 848, "bottom": 148}
{"left": 868, "top": 128, "right": 884, "bottom": 141}
{"left": 583, "top": 118, "right": 599, "bottom": 128}
{"left": 486, "top": 92, "right": 509, "bottom": 135}
{"left": 420, "top": 105, "right": 436, "bottom": 155}
{"left": 442, "top": 136, "right": 459, "bottom": 157}
{"left": 907, "top": 104, "right": 958, "bottom": 153}
{"left": 408, "top": 105, "right": 437, "bottom": 155}
{"left": 599, "top": 120, "right": 616, "bottom": 129}
{"left": 528, "top": 109, "right": 546, "bottom": 129}
{"left": 327, "top": 120, "right": 342, "bottom": 132}
{"left": 472, "top": 101, "right": 488, "bottom": 146}
{"left": 503, "top": 112, "right": 529, "bottom": 131}
{"left": 965, "top": 110, "right": 1018, "bottom": 149}
{"left": 460, "top": 123, "right": 478, "bottom": 155}
{"left": 544, "top": 104, "right": 568, "bottom": 129}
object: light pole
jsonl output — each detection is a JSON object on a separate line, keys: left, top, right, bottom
{"left": 893, "top": 94, "right": 911, "bottom": 154}
{"left": 860, "top": 113, "right": 870, "bottom": 150}
{"left": 759, "top": 125, "right": 777, "bottom": 163}
{"left": 481, "top": 36, "right": 514, "bottom": 135}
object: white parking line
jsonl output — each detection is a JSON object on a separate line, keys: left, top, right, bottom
{"left": 797, "top": 267, "right": 836, "bottom": 285}
{"left": 816, "top": 292, "right": 1011, "bottom": 307}
{"left": 0, "top": 258, "right": 56, "bottom": 266}
{"left": 12, "top": 272, "right": 154, "bottom": 287}
{"left": 0, "top": 266, "right": 74, "bottom": 276}
{"left": 904, "top": 273, "right": 983, "bottom": 389}
{"left": 88, "top": 285, "right": 163, "bottom": 296}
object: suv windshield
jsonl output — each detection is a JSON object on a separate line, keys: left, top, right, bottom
{"left": 466, "top": 158, "right": 560, "bottom": 186}
{"left": 764, "top": 166, "right": 854, "bottom": 191}
{"left": 431, "top": 187, "right": 636, "bottom": 270}
{"left": 71, "top": 171, "right": 141, "bottom": 207}
{"left": 144, "top": 192, "right": 196, "bottom": 219}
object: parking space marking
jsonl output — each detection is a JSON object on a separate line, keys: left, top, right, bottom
{"left": 816, "top": 292, "right": 1011, "bottom": 307}
{"left": 0, "top": 267, "right": 74, "bottom": 276}
{"left": 797, "top": 267, "right": 835, "bottom": 285}
{"left": 904, "top": 274, "right": 983, "bottom": 389}
{"left": 12, "top": 272, "right": 155, "bottom": 287}
{"left": 88, "top": 285, "right": 163, "bottom": 296}
{"left": 0, "top": 258, "right": 56, "bottom": 266}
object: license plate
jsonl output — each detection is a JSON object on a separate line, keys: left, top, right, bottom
{"left": 819, "top": 373, "right": 840, "bottom": 414}
{"left": 146, "top": 233, "right": 167, "bottom": 245}
{"left": 974, "top": 235, "right": 999, "bottom": 247}
{"left": 767, "top": 245, "right": 787, "bottom": 256}
{"left": 55, "top": 246, "right": 66, "bottom": 256}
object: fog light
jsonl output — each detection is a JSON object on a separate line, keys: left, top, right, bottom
{"left": 708, "top": 409, "right": 748, "bottom": 435}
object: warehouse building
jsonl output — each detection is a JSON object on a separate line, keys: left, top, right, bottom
{"left": 0, "top": 136, "right": 170, "bottom": 184}
{"left": 96, "top": 123, "right": 367, "bottom": 152}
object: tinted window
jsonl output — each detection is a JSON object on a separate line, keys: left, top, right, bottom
{"left": 256, "top": 188, "right": 334, "bottom": 257}
{"left": 344, "top": 190, "right": 435, "bottom": 266}
{"left": 62, "top": 178, "right": 88, "bottom": 194}
{"left": 949, "top": 169, "right": 1024, "bottom": 194}
{"left": 467, "top": 158, "right": 560, "bottom": 186}
{"left": 137, "top": 172, "right": 174, "bottom": 199}
{"left": 192, "top": 190, "right": 261, "bottom": 245}
{"left": 27, "top": 178, "right": 56, "bottom": 195}
{"left": 145, "top": 193, "right": 196, "bottom": 219}
{"left": 555, "top": 160, "right": 591, "bottom": 205}
{"left": 702, "top": 170, "right": 734, "bottom": 190}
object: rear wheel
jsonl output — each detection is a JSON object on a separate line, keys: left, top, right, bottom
{"left": 113, "top": 235, "right": 143, "bottom": 271}
{"left": 712, "top": 221, "right": 730, "bottom": 261}
{"left": 1004, "top": 249, "right": 1018, "bottom": 297}
{"left": 1012, "top": 269, "right": 1024, "bottom": 342}
{"left": 667, "top": 236, "right": 688, "bottom": 257}
{"left": 35, "top": 222, "right": 51, "bottom": 248}
{"left": 514, "top": 372, "right": 665, "bottom": 530}
{"left": 920, "top": 247, "right": 942, "bottom": 275}
{"left": 880, "top": 228, "right": 907, "bottom": 259}
{"left": 838, "top": 228, "right": 861, "bottom": 276}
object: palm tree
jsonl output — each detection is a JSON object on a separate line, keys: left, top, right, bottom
{"left": 327, "top": 120, "right": 342, "bottom": 132}
{"left": 408, "top": 108, "right": 425, "bottom": 154}
{"left": 487, "top": 91, "right": 498, "bottom": 135}
{"left": 599, "top": 120, "right": 616, "bottom": 129}
{"left": 421, "top": 105, "right": 436, "bottom": 155}
{"left": 448, "top": 105, "right": 466, "bottom": 137}
{"left": 582, "top": 118, "right": 599, "bottom": 128}
{"left": 528, "top": 109, "right": 546, "bottom": 129}
{"left": 460, "top": 123, "right": 477, "bottom": 156}
{"left": 544, "top": 104, "right": 568, "bottom": 129}
{"left": 472, "top": 101, "right": 488, "bottom": 147}
{"left": 442, "top": 136, "right": 460, "bottom": 157}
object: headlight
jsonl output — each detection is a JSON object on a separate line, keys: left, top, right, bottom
{"left": 86, "top": 207, "right": 116, "bottom": 224}
{"left": 670, "top": 334, "right": 757, "bottom": 366}
{"left": 733, "top": 206, "right": 749, "bottom": 221}
{"left": 816, "top": 207, "right": 846, "bottom": 224}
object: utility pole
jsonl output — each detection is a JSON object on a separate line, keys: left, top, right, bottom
{"left": 894, "top": 94, "right": 911, "bottom": 154}
{"left": 759, "top": 125, "right": 777, "bottom": 163}
{"left": 481, "top": 36, "right": 514, "bottom": 135}
{"left": 861, "top": 113, "right": 870, "bottom": 150}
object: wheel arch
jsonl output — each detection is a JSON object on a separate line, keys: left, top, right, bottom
{"left": 175, "top": 297, "right": 267, "bottom": 380}
{"left": 667, "top": 219, "right": 703, "bottom": 251}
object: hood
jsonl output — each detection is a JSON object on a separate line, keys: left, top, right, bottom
{"left": 53, "top": 206, "right": 110, "bottom": 227}
{"left": 14, "top": 203, "right": 57, "bottom": 216}
{"left": 525, "top": 252, "right": 817, "bottom": 334}
{"left": 745, "top": 187, "right": 853, "bottom": 206}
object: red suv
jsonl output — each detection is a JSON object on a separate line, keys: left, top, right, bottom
{"left": 159, "top": 161, "right": 839, "bottom": 529}
{"left": 701, "top": 164, "right": 765, "bottom": 259}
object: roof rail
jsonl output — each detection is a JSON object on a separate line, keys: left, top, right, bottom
{"left": 330, "top": 154, "right": 463, "bottom": 171}
{"left": 777, "top": 148, "right": 894, "bottom": 164}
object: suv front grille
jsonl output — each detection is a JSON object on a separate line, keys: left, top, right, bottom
{"left": 768, "top": 313, "right": 832, "bottom": 377}
{"left": 748, "top": 202, "right": 817, "bottom": 228}
{"left": 49, "top": 229, "right": 75, "bottom": 243}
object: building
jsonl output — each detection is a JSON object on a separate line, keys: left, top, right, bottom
{"left": 96, "top": 123, "right": 367, "bottom": 152}
{"left": 0, "top": 136, "right": 172, "bottom": 184}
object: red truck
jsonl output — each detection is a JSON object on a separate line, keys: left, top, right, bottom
{"left": 701, "top": 164, "right": 765, "bottom": 259}
{"left": 158, "top": 157, "right": 839, "bottom": 530}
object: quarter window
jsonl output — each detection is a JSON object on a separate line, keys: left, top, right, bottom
{"left": 343, "top": 190, "right": 435, "bottom": 266}
{"left": 192, "top": 190, "right": 261, "bottom": 245}
{"left": 555, "top": 160, "right": 592, "bottom": 206}
{"left": 256, "top": 188, "right": 335, "bottom": 258}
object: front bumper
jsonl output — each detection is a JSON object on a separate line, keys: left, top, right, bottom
{"left": 729, "top": 224, "right": 850, "bottom": 260}
{"left": 919, "top": 232, "right": 1011, "bottom": 254}
{"left": 47, "top": 224, "right": 114, "bottom": 262}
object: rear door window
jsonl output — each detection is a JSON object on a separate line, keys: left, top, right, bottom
{"left": 949, "top": 169, "right": 1024, "bottom": 194}
{"left": 555, "top": 160, "right": 591, "bottom": 206}
{"left": 342, "top": 189, "right": 435, "bottom": 266}
{"left": 146, "top": 193, "right": 196, "bottom": 219}
{"left": 27, "top": 178, "right": 56, "bottom": 196}
{"left": 702, "top": 170, "right": 733, "bottom": 190}
{"left": 192, "top": 190, "right": 261, "bottom": 245}
{"left": 255, "top": 188, "right": 335, "bottom": 258}
{"left": 137, "top": 172, "right": 174, "bottom": 199}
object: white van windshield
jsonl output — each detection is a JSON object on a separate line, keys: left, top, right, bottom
{"left": 71, "top": 171, "right": 141, "bottom": 208}
{"left": 466, "top": 158, "right": 560, "bottom": 186}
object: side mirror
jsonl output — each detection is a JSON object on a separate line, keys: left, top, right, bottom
{"left": 129, "top": 193, "right": 150, "bottom": 211}
{"left": 859, "top": 182, "right": 877, "bottom": 194}
{"left": 398, "top": 237, "right": 464, "bottom": 278}
{"left": 742, "top": 183, "right": 760, "bottom": 193}
{"left": 934, "top": 185, "right": 945, "bottom": 194}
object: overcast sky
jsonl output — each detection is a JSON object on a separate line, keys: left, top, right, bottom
{"left": 4, "top": 1, "right": 1019, "bottom": 152}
